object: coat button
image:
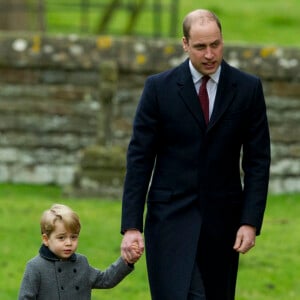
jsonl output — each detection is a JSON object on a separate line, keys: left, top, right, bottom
{"left": 58, "top": 268, "right": 62, "bottom": 272}
{"left": 75, "top": 286, "right": 79, "bottom": 290}
{"left": 73, "top": 268, "right": 77, "bottom": 273}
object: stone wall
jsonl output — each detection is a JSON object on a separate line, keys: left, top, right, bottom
{"left": 0, "top": 32, "right": 299, "bottom": 195}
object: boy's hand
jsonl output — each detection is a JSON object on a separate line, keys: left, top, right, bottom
{"left": 129, "top": 241, "right": 142, "bottom": 263}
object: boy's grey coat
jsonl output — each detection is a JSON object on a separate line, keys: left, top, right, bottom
{"left": 19, "top": 246, "right": 133, "bottom": 300}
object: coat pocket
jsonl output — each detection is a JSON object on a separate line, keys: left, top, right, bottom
{"left": 147, "top": 188, "right": 173, "bottom": 203}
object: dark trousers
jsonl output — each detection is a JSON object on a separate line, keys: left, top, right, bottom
{"left": 188, "top": 261, "right": 206, "bottom": 300}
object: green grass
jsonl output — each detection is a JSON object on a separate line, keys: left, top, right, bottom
{"left": 0, "top": 184, "right": 149, "bottom": 300}
{"left": 41, "top": 0, "right": 300, "bottom": 47}
{"left": 1, "top": 184, "right": 300, "bottom": 299}
{"left": 236, "top": 194, "right": 300, "bottom": 299}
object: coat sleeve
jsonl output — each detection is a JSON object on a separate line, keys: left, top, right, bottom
{"left": 121, "top": 76, "right": 160, "bottom": 233}
{"left": 18, "top": 261, "right": 40, "bottom": 300}
{"left": 241, "top": 78, "right": 271, "bottom": 235}
{"left": 91, "top": 257, "right": 134, "bottom": 289}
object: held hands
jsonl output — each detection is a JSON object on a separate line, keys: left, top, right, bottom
{"left": 233, "top": 225, "right": 256, "bottom": 254}
{"left": 121, "top": 229, "right": 144, "bottom": 264}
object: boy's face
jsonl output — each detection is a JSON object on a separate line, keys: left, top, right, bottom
{"left": 42, "top": 220, "right": 79, "bottom": 260}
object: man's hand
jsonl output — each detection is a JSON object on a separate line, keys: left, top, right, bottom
{"left": 121, "top": 229, "right": 144, "bottom": 264}
{"left": 233, "top": 225, "right": 256, "bottom": 254}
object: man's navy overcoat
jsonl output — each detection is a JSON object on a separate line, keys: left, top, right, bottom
{"left": 121, "top": 59, "right": 270, "bottom": 300}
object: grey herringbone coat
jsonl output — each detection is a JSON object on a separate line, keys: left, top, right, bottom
{"left": 19, "top": 245, "right": 133, "bottom": 300}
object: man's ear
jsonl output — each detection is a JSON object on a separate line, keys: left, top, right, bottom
{"left": 42, "top": 234, "right": 49, "bottom": 246}
{"left": 182, "top": 37, "right": 188, "bottom": 52}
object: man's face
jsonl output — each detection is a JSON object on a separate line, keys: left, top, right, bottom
{"left": 182, "top": 20, "right": 223, "bottom": 75}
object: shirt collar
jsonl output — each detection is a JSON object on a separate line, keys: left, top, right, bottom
{"left": 189, "top": 59, "right": 221, "bottom": 84}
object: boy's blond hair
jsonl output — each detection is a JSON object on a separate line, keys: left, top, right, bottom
{"left": 40, "top": 204, "right": 81, "bottom": 236}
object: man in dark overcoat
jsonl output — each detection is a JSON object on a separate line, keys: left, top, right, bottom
{"left": 121, "top": 9, "right": 270, "bottom": 300}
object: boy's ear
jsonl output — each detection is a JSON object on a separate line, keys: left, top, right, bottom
{"left": 42, "top": 234, "right": 49, "bottom": 246}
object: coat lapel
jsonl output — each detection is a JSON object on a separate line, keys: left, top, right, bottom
{"left": 176, "top": 60, "right": 237, "bottom": 132}
{"left": 208, "top": 61, "right": 237, "bottom": 130}
{"left": 177, "top": 60, "right": 207, "bottom": 130}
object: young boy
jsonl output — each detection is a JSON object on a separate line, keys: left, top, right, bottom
{"left": 19, "top": 204, "right": 142, "bottom": 300}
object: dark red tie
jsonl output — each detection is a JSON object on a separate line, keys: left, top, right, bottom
{"left": 199, "top": 75, "right": 210, "bottom": 124}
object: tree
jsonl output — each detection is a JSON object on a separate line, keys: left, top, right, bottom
{"left": 97, "top": 0, "right": 146, "bottom": 35}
